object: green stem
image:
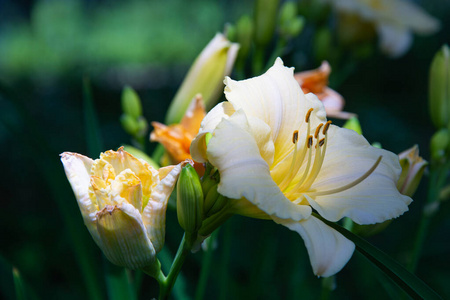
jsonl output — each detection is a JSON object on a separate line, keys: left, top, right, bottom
{"left": 158, "top": 235, "right": 190, "bottom": 300}
{"left": 195, "top": 230, "right": 219, "bottom": 300}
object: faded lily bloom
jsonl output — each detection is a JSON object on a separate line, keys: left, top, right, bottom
{"left": 151, "top": 95, "right": 206, "bottom": 174}
{"left": 165, "top": 33, "right": 239, "bottom": 124}
{"left": 397, "top": 145, "right": 428, "bottom": 197}
{"left": 294, "top": 61, "right": 354, "bottom": 119}
{"left": 323, "top": 0, "right": 440, "bottom": 57}
{"left": 61, "top": 147, "right": 184, "bottom": 271}
{"left": 190, "top": 58, "right": 411, "bottom": 276}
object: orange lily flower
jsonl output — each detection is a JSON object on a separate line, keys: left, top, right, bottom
{"left": 294, "top": 61, "right": 355, "bottom": 119}
{"left": 151, "top": 95, "right": 206, "bottom": 175}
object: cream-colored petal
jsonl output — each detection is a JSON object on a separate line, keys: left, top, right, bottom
{"left": 96, "top": 203, "right": 156, "bottom": 269}
{"left": 224, "top": 58, "right": 326, "bottom": 165}
{"left": 190, "top": 101, "right": 236, "bottom": 163}
{"left": 207, "top": 110, "right": 311, "bottom": 221}
{"left": 275, "top": 216, "right": 355, "bottom": 277}
{"left": 110, "top": 169, "right": 143, "bottom": 211}
{"left": 377, "top": 23, "right": 413, "bottom": 58}
{"left": 60, "top": 152, "right": 97, "bottom": 222}
{"left": 387, "top": 0, "right": 440, "bottom": 34}
{"left": 307, "top": 126, "right": 412, "bottom": 224}
{"left": 142, "top": 162, "right": 185, "bottom": 252}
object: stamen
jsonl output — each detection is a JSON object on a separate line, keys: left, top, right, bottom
{"left": 307, "top": 136, "right": 313, "bottom": 148}
{"left": 305, "top": 108, "right": 314, "bottom": 123}
{"left": 318, "top": 138, "right": 325, "bottom": 147}
{"left": 322, "top": 121, "right": 332, "bottom": 135}
{"left": 314, "top": 124, "right": 324, "bottom": 139}
{"left": 292, "top": 130, "right": 299, "bottom": 144}
{"left": 308, "top": 156, "right": 383, "bottom": 197}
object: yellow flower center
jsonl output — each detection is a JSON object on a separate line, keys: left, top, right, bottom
{"left": 277, "top": 108, "right": 382, "bottom": 205}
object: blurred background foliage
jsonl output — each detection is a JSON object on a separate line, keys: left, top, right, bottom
{"left": 0, "top": 0, "right": 449, "bottom": 299}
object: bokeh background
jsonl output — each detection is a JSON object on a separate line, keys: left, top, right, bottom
{"left": 0, "top": 0, "right": 449, "bottom": 299}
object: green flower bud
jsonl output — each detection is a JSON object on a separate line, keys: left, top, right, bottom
{"left": 136, "top": 116, "right": 148, "bottom": 137}
{"left": 120, "top": 114, "right": 139, "bottom": 135}
{"left": 397, "top": 145, "right": 428, "bottom": 197}
{"left": 254, "top": 0, "right": 280, "bottom": 46}
{"left": 314, "top": 27, "right": 332, "bottom": 62}
{"left": 430, "top": 128, "right": 450, "bottom": 161}
{"left": 429, "top": 44, "right": 450, "bottom": 129}
{"left": 121, "top": 86, "right": 142, "bottom": 119}
{"left": 287, "top": 17, "right": 305, "bottom": 37}
{"left": 204, "top": 183, "right": 228, "bottom": 217}
{"left": 177, "top": 164, "right": 204, "bottom": 235}
{"left": 235, "top": 15, "right": 254, "bottom": 63}
{"left": 279, "top": 1, "right": 297, "bottom": 25}
{"left": 343, "top": 117, "right": 363, "bottom": 135}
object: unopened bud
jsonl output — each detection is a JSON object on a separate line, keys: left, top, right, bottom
{"left": 120, "top": 114, "right": 139, "bottom": 135}
{"left": 429, "top": 44, "right": 450, "bottom": 129}
{"left": 177, "top": 164, "right": 204, "bottom": 234}
{"left": 279, "top": 2, "right": 304, "bottom": 39}
{"left": 204, "top": 183, "right": 228, "bottom": 217}
{"left": 430, "top": 129, "right": 450, "bottom": 161}
{"left": 122, "top": 86, "right": 142, "bottom": 119}
{"left": 136, "top": 117, "right": 148, "bottom": 137}
{"left": 254, "top": 0, "right": 280, "bottom": 46}
{"left": 397, "top": 145, "right": 428, "bottom": 197}
{"left": 343, "top": 117, "right": 363, "bottom": 135}
{"left": 235, "top": 15, "right": 254, "bottom": 63}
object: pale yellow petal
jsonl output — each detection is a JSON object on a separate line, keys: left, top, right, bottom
{"left": 275, "top": 216, "right": 355, "bottom": 277}
{"left": 110, "top": 169, "right": 143, "bottom": 212}
{"left": 307, "top": 126, "right": 412, "bottom": 224}
{"left": 96, "top": 203, "right": 156, "bottom": 269}
{"left": 207, "top": 110, "right": 311, "bottom": 221}
{"left": 143, "top": 162, "right": 185, "bottom": 252}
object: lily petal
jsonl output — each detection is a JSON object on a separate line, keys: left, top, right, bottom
{"left": 143, "top": 162, "right": 185, "bottom": 252}
{"left": 224, "top": 58, "right": 326, "bottom": 165}
{"left": 275, "top": 216, "right": 355, "bottom": 277}
{"left": 207, "top": 110, "right": 312, "bottom": 221}
{"left": 96, "top": 203, "right": 156, "bottom": 269}
{"left": 377, "top": 23, "right": 413, "bottom": 58}
{"left": 307, "top": 126, "right": 412, "bottom": 224}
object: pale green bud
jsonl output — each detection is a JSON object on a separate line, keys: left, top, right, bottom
{"left": 397, "top": 145, "right": 428, "bottom": 197}
{"left": 279, "top": 1, "right": 297, "bottom": 25}
{"left": 287, "top": 17, "right": 305, "bottom": 37}
{"left": 204, "top": 183, "right": 228, "bottom": 217}
{"left": 121, "top": 86, "right": 142, "bottom": 119}
{"left": 343, "top": 117, "right": 363, "bottom": 135}
{"left": 429, "top": 45, "right": 450, "bottom": 129}
{"left": 165, "top": 33, "right": 239, "bottom": 124}
{"left": 235, "top": 15, "right": 254, "bottom": 63}
{"left": 254, "top": 0, "right": 280, "bottom": 46}
{"left": 136, "top": 117, "right": 148, "bottom": 137}
{"left": 177, "top": 164, "right": 204, "bottom": 234}
{"left": 120, "top": 114, "right": 139, "bottom": 135}
{"left": 430, "top": 128, "right": 450, "bottom": 161}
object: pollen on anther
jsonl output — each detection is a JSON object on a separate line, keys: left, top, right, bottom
{"left": 307, "top": 135, "right": 313, "bottom": 148}
{"left": 318, "top": 138, "right": 325, "bottom": 147}
{"left": 322, "top": 121, "right": 332, "bottom": 135}
{"left": 314, "top": 124, "right": 324, "bottom": 139}
{"left": 292, "top": 130, "right": 299, "bottom": 144}
{"left": 305, "top": 108, "right": 314, "bottom": 123}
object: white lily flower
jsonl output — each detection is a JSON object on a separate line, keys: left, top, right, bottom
{"left": 61, "top": 147, "right": 184, "bottom": 270}
{"left": 190, "top": 58, "right": 412, "bottom": 277}
{"left": 323, "top": 0, "right": 440, "bottom": 57}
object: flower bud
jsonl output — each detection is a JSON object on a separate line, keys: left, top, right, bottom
{"left": 177, "top": 164, "right": 204, "bottom": 234}
{"left": 429, "top": 44, "right": 450, "bottom": 129}
{"left": 165, "top": 33, "right": 239, "bottom": 124}
{"left": 122, "top": 86, "right": 142, "bottom": 119}
{"left": 204, "top": 183, "right": 228, "bottom": 217}
{"left": 279, "top": 2, "right": 304, "bottom": 39}
{"left": 254, "top": 0, "right": 280, "bottom": 46}
{"left": 235, "top": 15, "right": 254, "bottom": 64}
{"left": 343, "top": 117, "right": 363, "bottom": 135}
{"left": 120, "top": 114, "right": 139, "bottom": 136}
{"left": 397, "top": 145, "right": 428, "bottom": 197}
{"left": 430, "top": 128, "right": 450, "bottom": 161}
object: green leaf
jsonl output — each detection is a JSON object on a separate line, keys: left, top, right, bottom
{"left": 314, "top": 214, "right": 443, "bottom": 300}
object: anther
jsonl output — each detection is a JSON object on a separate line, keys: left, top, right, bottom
{"left": 314, "top": 124, "right": 324, "bottom": 139}
{"left": 305, "top": 108, "right": 314, "bottom": 123}
{"left": 292, "top": 130, "right": 299, "bottom": 144}
{"left": 322, "top": 121, "right": 332, "bottom": 135}
{"left": 318, "top": 138, "right": 325, "bottom": 147}
{"left": 307, "top": 135, "right": 313, "bottom": 148}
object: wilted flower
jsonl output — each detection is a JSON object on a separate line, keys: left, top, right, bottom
{"left": 323, "top": 0, "right": 440, "bottom": 57}
{"left": 190, "top": 58, "right": 411, "bottom": 276}
{"left": 294, "top": 61, "right": 355, "bottom": 119}
{"left": 151, "top": 95, "right": 206, "bottom": 174}
{"left": 61, "top": 147, "right": 184, "bottom": 270}
{"left": 397, "top": 145, "right": 428, "bottom": 197}
{"left": 165, "top": 33, "right": 239, "bottom": 124}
